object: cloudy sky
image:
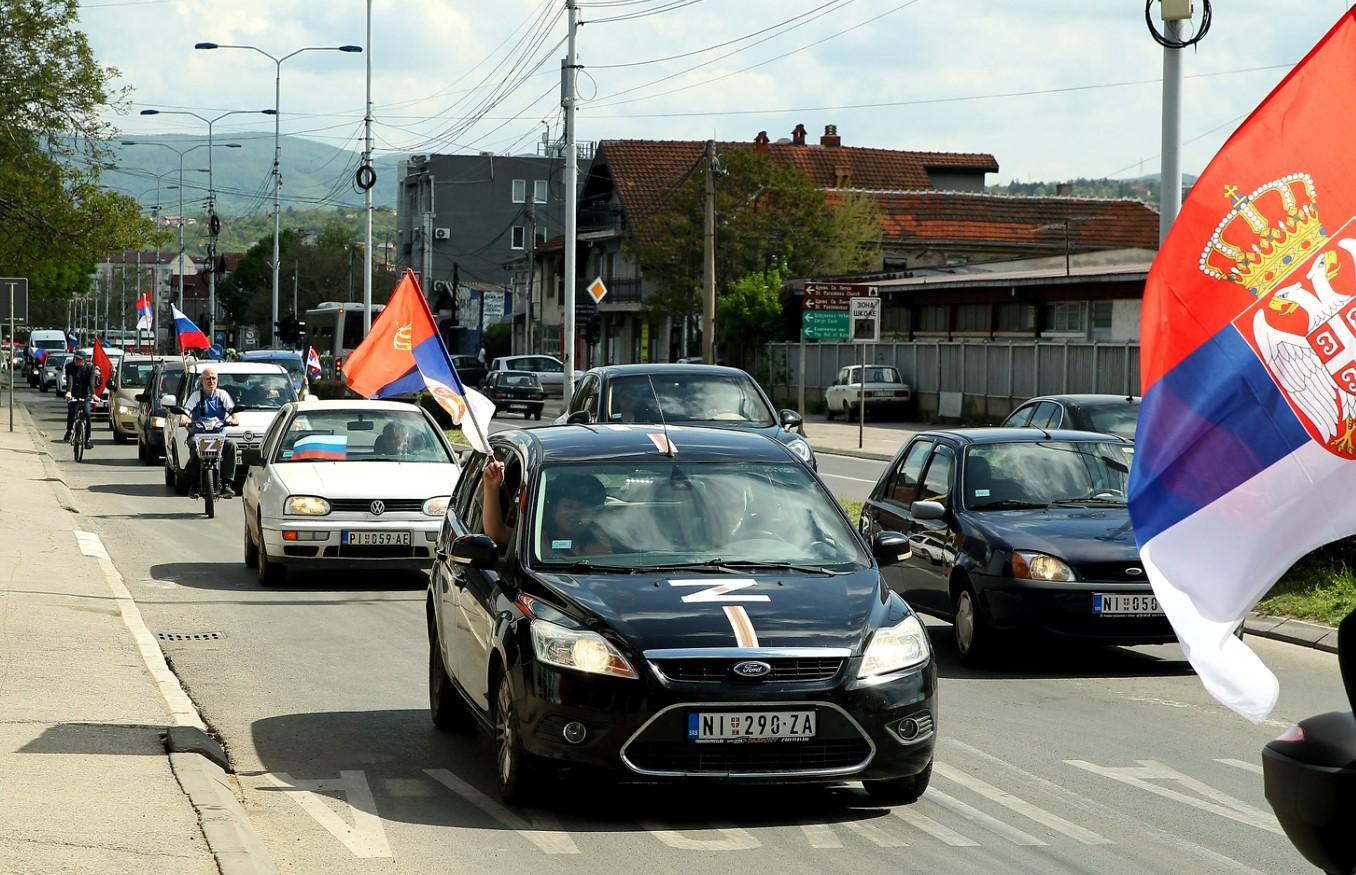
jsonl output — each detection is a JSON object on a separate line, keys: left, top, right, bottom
{"left": 82, "top": 0, "right": 1353, "bottom": 187}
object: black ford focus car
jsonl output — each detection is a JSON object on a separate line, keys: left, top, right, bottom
{"left": 860, "top": 428, "right": 1175, "bottom": 665}
{"left": 427, "top": 425, "right": 935, "bottom": 804}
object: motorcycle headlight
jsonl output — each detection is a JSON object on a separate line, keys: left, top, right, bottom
{"left": 786, "top": 437, "right": 813, "bottom": 463}
{"left": 423, "top": 495, "right": 451, "bottom": 517}
{"left": 858, "top": 614, "right": 931, "bottom": 678}
{"left": 1012, "top": 551, "right": 1075, "bottom": 581}
{"left": 529, "top": 619, "right": 638, "bottom": 679}
{"left": 284, "top": 495, "right": 331, "bottom": 516}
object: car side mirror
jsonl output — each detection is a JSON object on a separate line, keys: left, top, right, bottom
{"left": 566, "top": 409, "right": 592, "bottom": 425}
{"left": 160, "top": 393, "right": 176, "bottom": 408}
{"left": 135, "top": 392, "right": 147, "bottom": 403}
{"left": 166, "top": 405, "right": 187, "bottom": 417}
{"left": 450, "top": 533, "right": 499, "bottom": 569}
{"left": 911, "top": 500, "right": 947, "bottom": 521}
{"left": 779, "top": 408, "right": 803, "bottom": 430}
{"left": 872, "top": 530, "right": 912, "bottom": 566}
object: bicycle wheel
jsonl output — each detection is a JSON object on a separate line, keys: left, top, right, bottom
{"left": 72, "top": 418, "right": 85, "bottom": 462}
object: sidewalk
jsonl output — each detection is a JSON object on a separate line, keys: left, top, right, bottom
{"left": 801, "top": 416, "right": 920, "bottom": 461}
{"left": 0, "top": 403, "right": 219, "bottom": 873}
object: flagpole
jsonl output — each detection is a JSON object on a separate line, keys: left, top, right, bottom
{"left": 410, "top": 270, "right": 491, "bottom": 452}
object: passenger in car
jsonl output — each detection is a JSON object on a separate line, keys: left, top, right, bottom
{"left": 482, "top": 460, "right": 612, "bottom": 557}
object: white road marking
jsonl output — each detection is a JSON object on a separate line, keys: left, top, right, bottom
{"left": 842, "top": 819, "right": 909, "bottom": 847}
{"left": 264, "top": 771, "right": 392, "bottom": 858}
{"left": 934, "top": 762, "right": 1112, "bottom": 845}
{"left": 798, "top": 823, "right": 842, "bottom": 849}
{"left": 820, "top": 472, "right": 877, "bottom": 484}
{"left": 73, "top": 530, "right": 205, "bottom": 730}
{"left": 1123, "top": 695, "right": 1291, "bottom": 731}
{"left": 640, "top": 822, "right": 761, "bottom": 851}
{"left": 891, "top": 806, "right": 978, "bottom": 846}
{"left": 425, "top": 769, "right": 579, "bottom": 855}
{"left": 1066, "top": 760, "right": 1283, "bottom": 835}
{"left": 1216, "top": 758, "right": 1264, "bottom": 775}
{"left": 926, "top": 787, "right": 1047, "bottom": 846}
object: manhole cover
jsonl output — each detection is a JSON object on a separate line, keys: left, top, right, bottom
{"left": 156, "top": 632, "right": 225, "bottom": 641}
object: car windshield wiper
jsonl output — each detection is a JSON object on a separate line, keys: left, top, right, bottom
{"left": 539, "top": 560, "right": 636, "bottom": 574}
{"left": 970, "top": 500, "right": 1050, "bottom": 510}
{"left": 644, "top": 559, "right": 848, "bottom": 576}
{"left": 1050, "top": 496, "right": 1127, "bottom": 507}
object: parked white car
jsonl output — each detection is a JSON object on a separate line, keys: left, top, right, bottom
{"left": 162, "top": 361, "right": 297, "bottom": 494}
{"left": 823, "top": 365, "right": 913, "bottom": 421}
{"left": 241, "top": 400, "right": 461, "bottom": 585}
{"left": 488, "top": 354, "right": 564, "bottom": 396}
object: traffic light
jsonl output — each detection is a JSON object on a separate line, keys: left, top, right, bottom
{"left": 274, "top": 312, "right": 304, "bottom": 347}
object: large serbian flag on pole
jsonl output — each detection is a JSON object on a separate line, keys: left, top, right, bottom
{"left": 170, "top": 305, "right": 211, "bottom": 352}
{"left": 344, "top": 269, "right": 494, "bottom": 453}
{"left": 1131, "top": 10, "right": 1356, "bottom": 723}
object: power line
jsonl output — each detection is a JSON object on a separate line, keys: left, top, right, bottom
{"left": 583, "top": 0, "right": 706, "bottom": 24}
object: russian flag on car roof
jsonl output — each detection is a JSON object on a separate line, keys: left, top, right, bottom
{"left": 343, "top": 269, "right": 495, "bottom": 453}
{"left": 1129, "top": 9, "right": 1356, "bottom": 723}
{"left": 291, "top": 434, "right": 348, "bottom": 461}
{"left": 170, "top": 305, "right": 210, "bottom": 352}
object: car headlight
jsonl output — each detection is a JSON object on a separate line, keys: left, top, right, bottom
{"left": 423, "top": 495, "right": 451, "bottom": 517}
{"left": 786, "top": 437, "right": 813, "bottom": 463}
{"left": 529, "top": 619, "right": 638, "bottom": 679}
{"left": 284, "top": 495, "right": 331, "bottom": 516}
{"left": 117, "top": 405, "right": 130, "bottom": 415}
{"left": 859, "top": 614, "right": 931, "bottom": 678}
{"left": 152, "top": 416, "right": 166, "bottom": 428}
{"left": 1012, "top": 550, "right": 1075, "bottom": 581}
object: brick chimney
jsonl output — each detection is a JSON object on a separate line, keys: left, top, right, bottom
{"left": 754, "top": 130, "right": 770, "bottom": 155}
{"left": 820, "top": 124, "right": 841, "bottom": 147}
{"left": 1056, "top": 182, "right": 1073, "bottom": 197}
{"left": 791, "top": 123, "right": 808, "bottom": 146}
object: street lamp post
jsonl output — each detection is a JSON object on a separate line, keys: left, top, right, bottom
{"left": 195, "top": 40, "right": 362, "bottom": 345}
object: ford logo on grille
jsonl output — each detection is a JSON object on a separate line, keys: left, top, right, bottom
{"left": 1126, "top": 567, "right": 1144, "bottom": 576}
{"left": 370, "top": 500, "right": 386, "bottom": 515}
{"left": 731, "top": 660, "right": 772, "bottom": 679}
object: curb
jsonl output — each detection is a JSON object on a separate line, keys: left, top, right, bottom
{"left": 169, "top": 751, "right": 279, "bottom": 875}
{"left": 1244, "top": 612, "right": 1339, "bottom": 654}
{"left": 13, "top": 401, "right": 81, "bottom": 513}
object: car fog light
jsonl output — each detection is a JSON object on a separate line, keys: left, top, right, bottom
{"left": 896, "top": 718, "right": 920, "bottom": 740}
{"left": 562, "top": 721, "right": 588, "bottom": 744}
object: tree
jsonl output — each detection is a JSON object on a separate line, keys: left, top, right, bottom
{"left": 718, "top": 268, "right": 784, "bottom": 368}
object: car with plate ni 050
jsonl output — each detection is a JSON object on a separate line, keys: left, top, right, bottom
{"left": 859, "top": 427, "right": 1173, "bottom": 665}
{"left": 428, "top": 424, "right": 933, "bottom": 804}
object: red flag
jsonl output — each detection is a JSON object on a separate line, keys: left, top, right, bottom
{"left": 343, "top": 270, "right": 431, "bottom": 399}
{"left": 92, "top": 339, "right": 112, "bottom": 397}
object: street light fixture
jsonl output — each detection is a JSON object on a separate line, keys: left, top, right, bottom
{"left": 195, "top": 39, "right": 362, "bottom": 345}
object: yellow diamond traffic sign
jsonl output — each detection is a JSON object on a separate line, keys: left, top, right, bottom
{"left": 587, "top": 276, "right": 608, "bottom": 304}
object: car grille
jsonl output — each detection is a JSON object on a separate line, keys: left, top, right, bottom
{"left": 625, "top": 739, "right": 871, "bottom": 775}
{"left": 652, "top": 658, "right": 845, "bottom": 683}
{"left": 1074, "top": 562, "right": 1148, "bottom": 582}
{"left": 328, "top": 498, "right": 425, "bottom": 513}
{"left": 321, "top": 545, "right": 430, "bottom": 559}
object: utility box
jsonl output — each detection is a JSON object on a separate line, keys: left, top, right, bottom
{"left": 1160, "top": 0, "right": 1193, "bottom": 21}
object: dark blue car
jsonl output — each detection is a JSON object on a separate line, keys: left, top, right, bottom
{"left": 860, "top": 428, "right": 1174, "bottom": 665}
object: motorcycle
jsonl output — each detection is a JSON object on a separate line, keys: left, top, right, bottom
{"left": 1263, "top": 609, "right": 1356, "bottom": 874}
{"left": 168, "top": 406, "right": 249, "bottom": 519}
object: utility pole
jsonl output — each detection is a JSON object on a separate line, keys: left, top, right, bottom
{"left": 1159, "top": 3, "right": 1187, "bottom": 244}
{"left": 562, "top": 0, "right": 579, "bottom": 399}
{"left": 526, "top": 203, "right": 536, "bottom": 355}
{"left": 702, "top": 139, "right": 716, "bottom": 364}
{"left": 362, "top": 0, "right": 375, "bottom": 336}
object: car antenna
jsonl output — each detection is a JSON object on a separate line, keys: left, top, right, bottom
{"left": 646, "top": 375, "right": 675, "bottom": 458}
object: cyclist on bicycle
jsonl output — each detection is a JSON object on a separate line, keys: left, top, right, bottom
{"left": 179, "top": 367, "right": 240, "bottom": 499}
{"left": 63, "top": 352, "right": 101, "bottom": 447}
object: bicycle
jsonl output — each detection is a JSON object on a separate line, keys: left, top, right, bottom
{"left": 68, "top": 397, "right": 91, "bottom": 462}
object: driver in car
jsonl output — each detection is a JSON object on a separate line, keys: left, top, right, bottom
{"left": 179, "top": 367, "right": 239, "bottom": 499}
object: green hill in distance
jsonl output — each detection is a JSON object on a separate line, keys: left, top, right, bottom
{"left": 986, "top": 173, "right": 1199, "bottom": 205}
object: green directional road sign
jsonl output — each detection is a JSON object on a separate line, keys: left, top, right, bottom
{"left": 801, "top": 310, "right": 849, "bottom": 340}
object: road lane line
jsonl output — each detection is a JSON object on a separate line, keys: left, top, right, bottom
{"left": 73, "top": 529, "right": 206, "bottom": 730}
{"left": 842, "top": 819, "right": 909, "bottom": 847}
{"left": 891, "top": 806, "right": 979, "bottom": 846}
{"left": 640, "top": 822, "right": 761, "bottom": 851}
{"left": 927, "top": 788, "right": 1047, "bottom": 846}
{"left": 946, "top": 740, "right": 1270, "bottom": 875}
{"left": 263, "top": 772, "right": 391, "bottom": 858}
{"left": 1066, "top": 760, "right": 1283, "bottom": 835}
{"left": 820, "top": 472, "right": 877, "bottom": 484}
{"left": 1216, "top": 758, "right": 1264, "bottom": 775}
{"left": 424, "top": 769, "right": 580, "bottom": 855}
{"left": 934, "top": 762, "right": 1112, "bottom": 845}
{"left": 799, "top": 823, "right": 842, "bottom": 848}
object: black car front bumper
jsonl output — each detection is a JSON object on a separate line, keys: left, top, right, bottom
{"left": 507, "top": 648, "right": 937, "bottom": 783}
{"left": 973, "top": 574, "right": 1177, "bottom": 644}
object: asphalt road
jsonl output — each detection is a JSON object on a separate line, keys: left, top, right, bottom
{"left": 24, "top": 390, "right": 1339, "bottom": 875}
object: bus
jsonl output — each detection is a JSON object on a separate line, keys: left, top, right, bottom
{"left": 304, "top": 302, "right": 385, "bottom": 379}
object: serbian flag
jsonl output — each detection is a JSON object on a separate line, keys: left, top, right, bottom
{"left": 170, "top": 304, "right": 210, "bottom": 352}
{"left": 291, "top": 435, "right": 347, "bottom": 461}
{"left": 306, "top": 346, "right": 322, "bottom": 381}
{"left": 92, "top": 339, "right": 113, "bottom": 396}
{"left": 136, "top": 294, "right": 152, "bottom": 331}
{"left": 344, "top": 270, "right": 494, "bottom": 453}
{"left": 1130, "top": 10, "right": 1356, "bottom": 722}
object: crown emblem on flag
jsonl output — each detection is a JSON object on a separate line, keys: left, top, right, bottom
{"left": 393, "top": 323, "right": 413, "bottom": 351}
{"left": 1199, "top": 173, "right": 1326, "bottom": 297}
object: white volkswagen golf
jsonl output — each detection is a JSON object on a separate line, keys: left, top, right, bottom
{"left": 241, "top": 399, "right": 462, "bottom": 585}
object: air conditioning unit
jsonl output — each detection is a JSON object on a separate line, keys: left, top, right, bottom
{"left": 433, "top": 228, "right": 451, "bottom": 240}
{"left": 432, "top": 280, "right": 451, "bottom": 294}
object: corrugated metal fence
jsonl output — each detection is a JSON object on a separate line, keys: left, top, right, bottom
{"left": 759, "top": 340, "right": 1141, "bottom": 419}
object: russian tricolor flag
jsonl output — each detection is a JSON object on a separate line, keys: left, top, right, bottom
{"left": 291, "top": 435, "right": 348, "bottom": 461}
{"left": 171, "top": 305, "right": 210, "bottom": 352}
{"left": 1131, "top": 10, "right": 1356, "bottom": 722}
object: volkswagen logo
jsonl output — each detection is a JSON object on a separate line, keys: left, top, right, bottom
{"left": 370, "top": 500, "right": 386, "bottom": 516}
{"left": 731, "top": 660, "right": 772, "bottom": 679}
{"left": 242, "top": 431, "right": 255, "bottom": 442}
{"left": 1126, "top": 567, "right": 1144, "bottom": 576}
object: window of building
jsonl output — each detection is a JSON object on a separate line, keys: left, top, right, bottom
{"left": 1090, "top": 300, "right": 1114, "bottom": 339}
{"left": 511, "top": 226, "right": 525, "bottom": 250}
{"left": 917, "top": 305, "right": 948, "bottom": 333}
{"left": 533, "top": 179, "right": 548, "bottom": 204}
{"left": 535, "top": 226, "right": 548, "bottom": 245}
{"left": 512, "top": 179, "right": 526, "bottom": 203}
{"left": 1047, "top": 301, "right": 1087, "bottom": 333}
{"left": 995, "top": 302, "right": 1035, "bottom": 332}
{"left": 954, "top": 304, "right": 989, "bottom": 333}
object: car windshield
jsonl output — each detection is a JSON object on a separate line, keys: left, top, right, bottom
{"left": 854, "top": 367, "right": 902, "bottom": 384}
{"left": 603, "top": 374, "right": 775, "bottom": 427}
{"left": 192, "top": 372, "right": 296, "bottom": 409}
{"left": 47, "top": 354, "right": 70, "bottom": 369}
{"left": 1082, "top": 402, "right": 1140, "bottom": 438}
{"left": 34, "top": 339, "right": 66, "bottom": 350}
{"left": 530, "top": 461, "right": 867, "bottom": 569}
{"left": 246, "top": 356, "right": 303, "bottom": 384}
{"left": 963, "top": 441, "right": 1134, "bottom": 509}
{"left": 276, "top": 409, "right": 450, "bottom": 463}
{"left": 120, "top": 360, "right": 155, "bottom": 387}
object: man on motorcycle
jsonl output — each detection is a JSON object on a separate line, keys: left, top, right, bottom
{"left": 179, "top": 367, "right": 239, "bottom": 499}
